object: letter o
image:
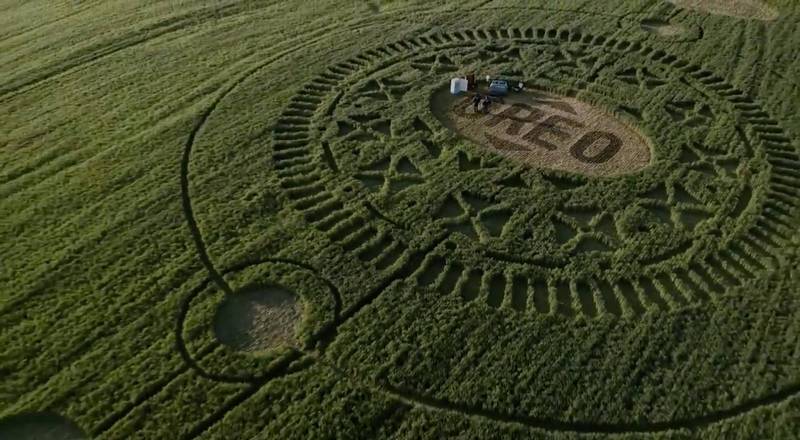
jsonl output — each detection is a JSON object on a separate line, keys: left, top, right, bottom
{"left": 570, "top": 131, "right": 622, "bottom": 164}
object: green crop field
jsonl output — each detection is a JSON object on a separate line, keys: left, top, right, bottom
{"left": 2, "top": 0, "right": 799, "bottom": 438}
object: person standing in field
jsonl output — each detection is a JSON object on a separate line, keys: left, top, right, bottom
{"left": 482, "top": 96, "right": 492, "bottom": 113}
{"left": 472, "top": 93, "right": 482, "bottom": 113}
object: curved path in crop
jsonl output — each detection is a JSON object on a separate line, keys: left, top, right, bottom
{"left": 177, "top": 4, "right": 800, "bottom": 435}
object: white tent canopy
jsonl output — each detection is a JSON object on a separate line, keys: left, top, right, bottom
{"left": 450, "top": 77, "right": 469, "bottom": 95}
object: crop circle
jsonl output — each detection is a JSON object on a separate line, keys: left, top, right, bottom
{"left": 270, "top": 27, "right": 799, "bottom": 319}
{"left": 178, "top": 259, "right": 338, "bottom": 382}
{"left": 213, "top": 286, "right": 302, "bottom": 353}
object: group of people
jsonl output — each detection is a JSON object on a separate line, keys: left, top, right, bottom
{"left": 471, "top": 93, "right": 493, "bottom": 113}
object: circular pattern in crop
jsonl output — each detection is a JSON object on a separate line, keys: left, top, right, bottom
{"left": 178, "top": 259, "right": 339, "bottom": 382}
{"left": 213, "top": 286, "right": 302, "bottom": 353}
{"left": 271, "top": 27, "right": 799, "bottom": 319}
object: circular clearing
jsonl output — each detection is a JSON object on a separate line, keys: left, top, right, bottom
{"left": 666, "top": 0, "right": 779, "bottom": 21}
{"left": 0, "top": 413, "right": 87, "bottom": 440}
{"left": 640, "top": 19, "right": 689, "bottom": 37}
{"left": 432, "top": 87, "right": 652, "bottom": 177}
{"left": 213, "top": 286, "right": 302, "bottom": 353}
{"left": 179, "top": 259, "right": 338, "bottom": 381}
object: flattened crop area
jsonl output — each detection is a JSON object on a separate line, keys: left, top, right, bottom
{"left": 436, "top": 89, "right": 652, "bottom": 176}
{"left": 1, "top": 1, "right": 799, "bottom": 439}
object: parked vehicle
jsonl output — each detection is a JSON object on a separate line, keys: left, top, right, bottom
{"left": 488, "top": 79, "right": 509, "bottom": 96}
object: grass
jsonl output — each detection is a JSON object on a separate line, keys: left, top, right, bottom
{"left": 1, "top": 0, "right": 799, "bottom": 439}
{"left": 666, "top": 0, "right": 780, "bottom": 21}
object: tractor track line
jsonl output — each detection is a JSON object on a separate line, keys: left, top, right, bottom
{"left": 2, "top": 256, "right": 204, "bottom": 415}
{"left": 0, "top": 2, "right": 245, "bottom": 99}
{"left": 88, "top": 344, "right": 216, "bottom": 438}
{"left": 0, "top": 189, "right": 189, "bottom": 317}
{"left": 180, "top": 384, "right": 263, "bottom": 440}
{"left": 379, "top": 379, "right": 800, "bottom": 435}
{"left": 179, "top": 356, "right": 320, "bottom": 440}
{"left": 0, "top": 1, "right": 308, "bottom": 102}
{"left": 314, "top": 349, "right": 800, "bottom": 436}
{"left": 0, "top": 98, "right": 202, "bottom": 194}
{"left": 0, "top": 0, "right": 444, "bottom": 103}
{"left": 174, "top": 344, "right": 316, "bottom": 439}
{"left": 0, "top": 1, "right": 99, "bottom": 44}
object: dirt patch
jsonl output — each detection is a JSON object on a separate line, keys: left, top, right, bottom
{"left": 640, "top": 19, "right": 688, "bottom": 37}
{"left": 666, "top": 0, "right": 779, "bottom": 21}
{"left": 0, "top": 413, "right": 86, "bottom": 440}
{"left": 433, "top": 88, "right": 652, "bottom": 177}
{"left": 213, "top": 286, "right": 302, "bottom": 352}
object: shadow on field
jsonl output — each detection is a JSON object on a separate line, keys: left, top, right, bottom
{"left": 0, "top": 412, "right": 87, "bottom": 440}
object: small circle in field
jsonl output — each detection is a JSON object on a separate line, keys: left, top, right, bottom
{"left": 0, "top": 413, "right": 87, "bottom": 440}
{"left": 213, "top": 286, "right": 301, "bottom": 353}
{"left": 640, "top": 19, "right": 688, "bottom": 37}
{"left": 666, "top": 0, "right": 779, "bottom": 21}
{"left": 433, "top": 87, "right": 652, "bottom": 177}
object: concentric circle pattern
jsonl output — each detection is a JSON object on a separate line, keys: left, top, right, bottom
{"left": 270, "top": 27, "right": 799, "bottom": 319}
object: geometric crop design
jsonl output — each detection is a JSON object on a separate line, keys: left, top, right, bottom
{"left": 272, "top": 27, "right": 799, "bottom": 320}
